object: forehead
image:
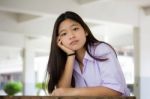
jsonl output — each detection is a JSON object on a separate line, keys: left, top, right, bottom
{"left": 59, "top": 19, "right": 79, "bottom": 30}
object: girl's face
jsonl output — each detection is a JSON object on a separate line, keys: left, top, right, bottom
{"left": 58, "top": 19, "right": 88, "bottom": 51}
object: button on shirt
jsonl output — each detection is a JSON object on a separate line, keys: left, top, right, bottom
{"left": 73, "top": 43, "right": 130, "bottom": 96}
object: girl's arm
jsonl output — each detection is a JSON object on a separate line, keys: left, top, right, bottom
{"left": 51, "top": 86, "right": 122, "bottom": 96}
{"left": 57, "top": 55, "right": 75, "bottom": 88}
{"left": 56, "top": 36, "right": 75, "bottom": 88}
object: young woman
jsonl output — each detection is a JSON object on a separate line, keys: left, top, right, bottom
{"left": 46, "top": 11, "right": 130, "bottom": 96}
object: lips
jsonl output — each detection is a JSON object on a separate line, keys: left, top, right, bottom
{"left": 70, "top": 40, "right": 79, "bottom": 45}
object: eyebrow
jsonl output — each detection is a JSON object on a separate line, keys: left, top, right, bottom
{"left": 59, "top": 23, "right": 79, "bottom": 34}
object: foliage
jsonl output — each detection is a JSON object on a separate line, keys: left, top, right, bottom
{"left": 3, "top": 81, "right": 23, "bottom": 96}
{"left": 35, "top": 82, "right": 46, "bottom": 95}
{"left": 36, "top": 82, "right": 44, "bottom": 90}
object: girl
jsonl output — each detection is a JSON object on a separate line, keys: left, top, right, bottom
{"left": 46, "top": 11, "right": 130, "bottom": 96}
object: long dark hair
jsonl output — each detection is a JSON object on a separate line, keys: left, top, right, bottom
{"left": 46, "top": 11, "right": 116, "bottom": 93}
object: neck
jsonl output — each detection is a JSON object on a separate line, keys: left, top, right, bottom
{"left": 76, "top": 47, "right": 86, "bottom": 63}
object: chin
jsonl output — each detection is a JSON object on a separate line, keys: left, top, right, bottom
{"left": 71, "top": 46, "right": 82, "bottom": 51}
{"left": 69, "top": 43, "right": 85, "bottom": 50}
{"left": 71, "top": 48, "right": 78, "bottom": 51}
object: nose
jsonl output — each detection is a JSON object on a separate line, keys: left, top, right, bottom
{"left": 69, "top": 32, "right": 75, "bottom": 40}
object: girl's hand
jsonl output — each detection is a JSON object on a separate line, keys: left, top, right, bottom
{"left": 51, "top": 88, "right": 66, "bottom": 96}
{"left": 51, "top": 88, "right": 76, "bottom": 96}
{"left": 57, "top": 37, "right": 75, "bottom": 55}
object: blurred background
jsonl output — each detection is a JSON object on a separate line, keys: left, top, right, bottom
{"left": 0, "top": 0, "right": 150, "bottom": 99}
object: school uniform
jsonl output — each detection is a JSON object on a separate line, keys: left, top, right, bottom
{"left": 73, "top": 43, "right": 130, "bottom": 96}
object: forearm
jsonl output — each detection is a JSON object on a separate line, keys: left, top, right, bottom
{"left": 58, "top": 56, "right": 75, "bottom": 88}
{"left": 69, "top": 86, "right": 122, "bottom": 96}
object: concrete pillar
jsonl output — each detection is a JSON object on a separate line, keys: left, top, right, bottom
{"left": 139, "top": 8, "right": 150, "bottom": 99}
{"left": 22, "top": 38, "right": 36, "bottom": 95}
{"left": 133, "top": 27, "right": 140, "bottom": 99}
{"left": 134, "top": 8, "right": 150, "bottom": 99}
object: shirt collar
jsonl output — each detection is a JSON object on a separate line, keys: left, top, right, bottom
{"left": 83, "top": 51, "right": 94, "bottom": 62}
{"left": 73, "top": 50, "right": 94, "bottom": 74}
{"left": 73, "top": 45, "right": 95, "bottom": 71}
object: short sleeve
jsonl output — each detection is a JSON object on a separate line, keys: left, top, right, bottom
{"left": 94, "top": 43, "right": 129, "bottom": 96}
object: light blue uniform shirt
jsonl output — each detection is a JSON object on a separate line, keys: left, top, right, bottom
{"left": 73, "top": 43, "right": 130, "bottom": 96}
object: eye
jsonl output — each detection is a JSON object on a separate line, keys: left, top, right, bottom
{"left": 60, "top": 32, "right": 67, "bottom": 37}
{"left": 73, "top": 27, "right": 79, "bottom": 31}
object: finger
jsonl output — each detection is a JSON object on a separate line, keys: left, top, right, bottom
{"left": 51, "top": 92, "right": 55, "bottom": 96}
{"left": 57, "top": 39, "right": 62, "bottom": 47}
{"left": 57, "top": 36, "right": 61, "bottom": 43}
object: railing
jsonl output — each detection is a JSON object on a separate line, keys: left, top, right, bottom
{"left": 0, "top": 96, "right": 136, "bottom": 99}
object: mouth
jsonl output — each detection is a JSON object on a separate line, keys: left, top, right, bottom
{"left": 70, "top": 40, "right": 79, "bottom": 45}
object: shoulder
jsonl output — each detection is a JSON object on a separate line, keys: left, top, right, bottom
{"left": 94, "top": 42, "right": 116, "bottom": 57}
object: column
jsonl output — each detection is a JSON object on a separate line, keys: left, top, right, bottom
{"left": 22, "top": 38, "right": 36, "bottom": 95}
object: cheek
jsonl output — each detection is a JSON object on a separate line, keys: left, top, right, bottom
{"left": 61, "top": 39, "right": 69, "bottom": 46}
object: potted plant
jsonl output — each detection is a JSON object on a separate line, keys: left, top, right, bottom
{"left": 35, "top": 82, "right": 46, "bottom": 95}
{"left": 3, "top": 81, "right": 23, "bottom": 96}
